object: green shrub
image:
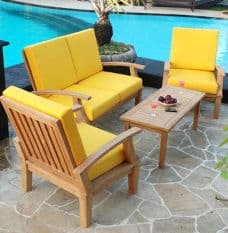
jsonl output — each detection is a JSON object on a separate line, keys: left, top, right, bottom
{"left": 215, "top": 126, "right": 228, "bottom": 179}
{"left": 99, "top": 41, "right": 130, "bottom": 55}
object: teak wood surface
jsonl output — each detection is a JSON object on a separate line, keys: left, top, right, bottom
{"left": 120, "top": 86, "right": 205, "bottom": 168}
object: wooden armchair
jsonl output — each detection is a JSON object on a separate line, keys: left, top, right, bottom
{"left": 162, "top": 27, "right": 225, "bottom": 119}
{"left": 1, "top": 86, "right": 141, "bottom": 227}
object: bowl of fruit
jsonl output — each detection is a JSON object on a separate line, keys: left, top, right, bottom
{"left": 158, "top": 95, "right": 179, "bottom": 106}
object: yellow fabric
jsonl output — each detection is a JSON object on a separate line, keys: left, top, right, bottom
{"left": 168, "top": 69, "right": 218, "bottom": 94}
{"left": 24, "top": 37, "right": 77, "bottom": 90}
{"left": 3, "top": 86, "right": 86, "bottom": 165}
{"left": 79, "top": 71, "right": 142, "bottom": 101}
{"left": 170, "top": 27, "right": 218, "bottom": 71}
{"left": 66, "top": 29, "right": 103, "bottom": 82}
{"left": 77, "top": 123, "right": 125, "bottom": 181}
{"left": 48, "top": 84, "right": 119, "bottom": 121}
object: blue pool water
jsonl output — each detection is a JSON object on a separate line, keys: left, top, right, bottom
{"left": 0, "top": 1, "right": 228, "bottom": 72}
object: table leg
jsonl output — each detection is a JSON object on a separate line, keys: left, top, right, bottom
{"left": 159, "top": 131, "right": 168, "bottom": 169}
{"left": 192, "top": 102, "right": 200, "bottom": 130}
{"left": 124, "top": 122, "right": 130, "bottom": 130}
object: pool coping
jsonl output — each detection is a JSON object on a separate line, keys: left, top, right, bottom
{"left": 3, "top": 0, "right": 228, "bottom": 19}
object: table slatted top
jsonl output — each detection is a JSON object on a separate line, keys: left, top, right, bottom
{"left": 120, "top": 86, "right": 205, "bottom": 132}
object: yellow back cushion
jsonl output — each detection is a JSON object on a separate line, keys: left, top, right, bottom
{"left": 24, "top": 37, "right": 77, "bottom": 90}
{"left": 3, "top": 86, "right": 86, "bottom": 165}
{"left": 66, "top": 29, "right": 103, "bottom": 82}
{"left": 170, "top": 27, "right": 218, "bottom": 71}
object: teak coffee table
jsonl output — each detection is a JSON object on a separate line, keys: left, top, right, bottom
{"left": 120, "top": 86, "right": 205, "bottom": 168}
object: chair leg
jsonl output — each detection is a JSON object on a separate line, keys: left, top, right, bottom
{"left": 14, "top": 138, "right": 32, "bottom": 192}
{"left": 128, "top": 166, "right": 139, "bottom": 195}
{"left": 213, "top": 96, "right": 222, "bottom": 119}
{"left": 79, "top": 194, "right": 92, "bottom": 228}
{"left": 135, "top": 90, "right": 142, "bottom": 105}
{"left": 21, "top": 162, "right": 32, "bottom": 192}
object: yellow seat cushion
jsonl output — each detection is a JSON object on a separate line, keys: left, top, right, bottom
{"left": 77, "top": 123, "right": 125, "bottom": 181}
{"left": 168, "top": 69, "right": 218, "bottom": 94}
{"left": 66, "top": 29, "right": 103, "bottom": 82}
{"left": 24, "top": 37, "right": 77, "bottom": 90}
{"left": 79, "top": 71, "right": 142, "bottom": 101}
{"left": 170, "top": 28, "right": 218, "bottom": 71}
{"left": 3, "top": 86, "right": 86, "bottom": 165}
{"left": 47, "top": 84, "right": 119, "bottom": 121}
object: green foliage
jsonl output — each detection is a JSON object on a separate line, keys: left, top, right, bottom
{"left": 99, "top": 41, "right": 129, "bottom": 55}
{"left": 215, "top": 126, "right": 228, "bottom": 179}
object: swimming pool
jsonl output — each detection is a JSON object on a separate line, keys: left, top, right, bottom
{"left": 0, "top": 0, "right": 228, "bottom": 72}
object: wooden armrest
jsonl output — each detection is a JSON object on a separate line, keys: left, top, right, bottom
{"left": 162, "top": 61, "right": 171, "bottom": 87}
{"left": 102, "top": 61, "right": 145, "bottom": 76}
{"left": 32, "top": 89, "right": 91, "bottom": 101}
{"left": 164, "top": 61, "right": 170, "bottom": 72}
{"left": 215, "top": 66, "right": 225, "bottom": 78}
{"left": 33, "top": 90, "right": 90, "bottom": 123}
{"left": 215, "top": 66, "right": 225, "bottom": 97}
{"left": 74, "top": 127, "right": 141, "bottom": 175}
{"left": 71, "top": 104, "right": 83, "bottom": 112}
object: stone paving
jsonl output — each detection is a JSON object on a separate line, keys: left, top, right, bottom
{"left": 0, "top": 86, "right": 228, "bottom": 232}
{"left": 9, "top": 0, "right": 228, "bottom": 19}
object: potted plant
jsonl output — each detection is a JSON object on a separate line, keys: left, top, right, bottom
{"left": 90, "top": 0, "right": 129, "bottom": 46}
{"left": 90, "top": 0, "right": 145, "bottom": 62}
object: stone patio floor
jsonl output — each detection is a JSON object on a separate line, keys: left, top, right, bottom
{"left": 0, "top": 86, "right": 228, "bottom": 233}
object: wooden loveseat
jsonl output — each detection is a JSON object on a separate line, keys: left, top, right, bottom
{"left": 23, "top": 28, "right": 144, "bottom": 122}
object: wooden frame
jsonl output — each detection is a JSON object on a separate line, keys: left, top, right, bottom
{"left": 162, "top": 61, "right": 225, "bottom": 119}
{"left": 121, "top": 86, "right": 205, "bottom": 168}
{"left": 0, "top": 95, "right": 141, "bottom": 227}
{"left": 23, "top": 50, "right": 144, "bottom": 123}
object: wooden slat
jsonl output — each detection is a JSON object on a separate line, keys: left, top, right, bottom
{"left": 26, "top": 117, "right": 46, "bottom": 162}
{"left": 8, "top": 109, "right": 31, "bottom": 160}
{"left": 32, "top": 120, "right": 50, "bottom": 164}
{"left": 49, "top": 125, "right": 70, "bottom": 175}
{"left": 50, "top": 124, "right": 73, "bottom": 176}
{"left": 41, "top": 124, "right": 58, "bottom": 169}
{"left": 56, "top": 120, "right": 77, "bottom": 170}
{"left": 17, "top": 112, "right": 38, "bottom": 159}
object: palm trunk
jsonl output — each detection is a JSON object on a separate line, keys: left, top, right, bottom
{"left": 94, "top": 16, "right": 113, "bottom": 46}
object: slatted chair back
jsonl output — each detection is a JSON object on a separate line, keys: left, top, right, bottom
{"left": 1, "top": 95, "right": 77, "bottom": 178}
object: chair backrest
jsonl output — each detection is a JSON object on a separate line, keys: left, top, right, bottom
{"left": 170, "top": 27, "right": 218, "bottom": 71}
{"left": 1, "top": 87, "right": 86, "bottom": 174}
{"left": 23, "top": 28, "right": 102, "bottom": 90}
{"left": 23, "top": 37, "right": 78, "bottom": 90}
{"left": 66, "top": 28, "right": 103, "bottom": 82}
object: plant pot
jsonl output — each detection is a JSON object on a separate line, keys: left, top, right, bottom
{"left": 100, "top": 45, "right": 137, "bottom": 63}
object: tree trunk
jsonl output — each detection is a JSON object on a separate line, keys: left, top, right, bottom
{"left": 94, "top": 17, "right": 113, "bottom": 46}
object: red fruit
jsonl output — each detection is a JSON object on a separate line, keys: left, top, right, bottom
{"left": 172, "top": 98, "right": 177, "bottom": 103}
{"left": 165, "top": 95, "right": 172, "bottom": 100}
{"left": 158, "top": 96, "right": 165, "bottom": 102}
